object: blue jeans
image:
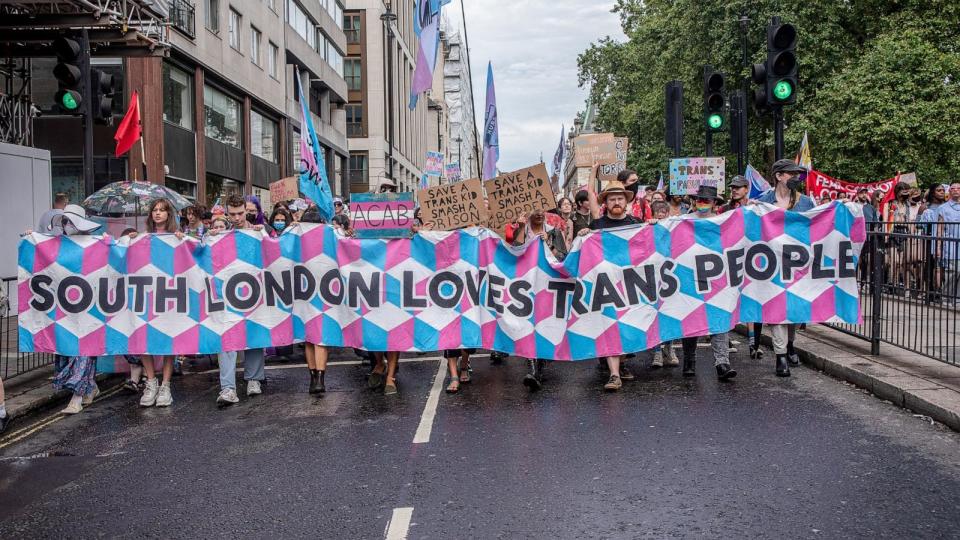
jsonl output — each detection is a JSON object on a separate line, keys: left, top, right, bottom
{"left": 217, "top": 349, "right": 265, "bottom": 390}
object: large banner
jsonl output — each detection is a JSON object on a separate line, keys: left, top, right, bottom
{"left": 807, "top": 170, "right": 916, "bottom": 201}
{"left": 17, "top": 203, "right": 864, "bottom": 360}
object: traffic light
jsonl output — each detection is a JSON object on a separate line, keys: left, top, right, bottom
{"left": 752, "top": 17, "right": 798, "bottom": 111}
{"left": 91, "top": 69, "right": 115, "bottom": 124}
{"left": 52, "top": 36, "right": 84, "bottom": 114}
{"left": 703, "top": 67, "right": 726, "bottom": 132}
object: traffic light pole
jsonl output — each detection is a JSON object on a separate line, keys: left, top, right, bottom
{"left": 739, "top": 13, "right": 750, "bottom": 173}
{"left": 773, "top": 107, "right": 784, "bottom": 160}
{"left": 80, "top": 29, "right": 95, "bottom": 197}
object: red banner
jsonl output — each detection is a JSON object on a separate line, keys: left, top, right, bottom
{"left": 807, "top": 170, "right": 899, "bottom": 202}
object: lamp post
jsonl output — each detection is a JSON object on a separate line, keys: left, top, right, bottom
{"left": 381, "top": 1, "right": 397, "bottom": 186}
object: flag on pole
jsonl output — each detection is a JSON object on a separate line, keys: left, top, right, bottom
{"left": 295, "top": 71, "right": 335, "bottom": 221}
{"left": 114, "top": 91, "right": 141, "bottom": 157}
{"left": 409, "top": 0, "right": 451, "bottom": 109}
{"left": 481, "top": 62, "right": 499, "bottom": 181}
{"left": 551, "top": 125, "right": 565, "bottom": 180}
{"left": 796, "top": 131, "right": 812, "bottom": 171}
{"left": 745, "top": 164, "right": 772, "bottom": 199}
{"left": 655, "top": 171, "right": 664, "bottom": 192}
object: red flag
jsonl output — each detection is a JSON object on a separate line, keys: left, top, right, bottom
{"left": 114, "top": 91, "right": 141, "bottom": 157}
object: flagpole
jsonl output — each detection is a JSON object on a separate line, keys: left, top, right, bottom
{"left": 138, "top": 92, "right": 147, "bottom": 182}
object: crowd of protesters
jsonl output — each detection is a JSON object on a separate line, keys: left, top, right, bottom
{"left": 7, "top": 165, "right": 958, "bottom": 431}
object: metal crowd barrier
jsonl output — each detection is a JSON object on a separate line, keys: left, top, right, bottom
{"left": 1, "top": 276, "right": 56, "bottom": 380}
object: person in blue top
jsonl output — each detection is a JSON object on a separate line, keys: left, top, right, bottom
{"left": 756, "top": 159, "right": 815, "bottom": 377}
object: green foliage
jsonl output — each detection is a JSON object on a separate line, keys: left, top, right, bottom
{"left": 578, "top": 0, "right": 960, "bottom": 186}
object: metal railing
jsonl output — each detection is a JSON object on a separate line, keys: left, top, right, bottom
{"left": 826, "top": 221, "right": 960, "bottom": 365}
{"left": 1, "top": 277, "right": 56, "bottom": 380}
{"left": 170, "top": 0, "right": 196, "bottom": 38}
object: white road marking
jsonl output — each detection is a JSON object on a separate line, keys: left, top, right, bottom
{"left": 384, "top": 507, "right": 414, "bottom": 540}
{"left": 412, "top": 360, "right": 446, "bottom": 444}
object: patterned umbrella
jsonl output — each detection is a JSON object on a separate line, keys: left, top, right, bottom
{"left": 82, "top": 180, "right": 192, "bottom": 217}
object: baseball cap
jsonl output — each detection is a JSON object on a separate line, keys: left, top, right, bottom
{"left": 729, "top": 175, "right": 749, "bottom": 188}
{"left": 771, "top": 159, "right": 806, "bottom": 175}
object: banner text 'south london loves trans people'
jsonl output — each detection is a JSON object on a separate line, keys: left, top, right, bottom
{"left": 18, "top": 202, "right": 864, "bottom": 360}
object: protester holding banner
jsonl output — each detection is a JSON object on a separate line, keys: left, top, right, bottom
{"left": 680, "top": 185, "right": 737, "bottom": 381}
{"left": 244, "top": 195, "right": 267, "bottom": 227}
{"left": 444, "top": 349, "right": 474, "bottom": 394}
{"left": 720, "top": 176, "right": 749, "bottom": 213}
{"left": 182, "top": 205, "right": 207, "bottom": 239}
{"left": 647, "top": 202, "right": 680, "bottom": 369}
{"left": 571, "top": 191, "right": 593, "bottom": 237}
{"left": 666, "top": 187, "right": 689, "bottom": 217}
{"left": 268, "top": 207, "right": 294, "bottom": 237}
{"left": 755, "top": 160, "right": 815, "bottom": 376}
{"left": 579, "top": 180, "right": 643, "bottom": 390}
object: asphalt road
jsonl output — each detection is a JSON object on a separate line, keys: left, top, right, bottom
{"left": 1, "top": 342, "right": 959, "bottom": 539}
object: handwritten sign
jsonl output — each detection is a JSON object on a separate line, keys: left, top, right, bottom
{"left": 417, "top": 178, "right": 488, "bottom": 231}
{"left": 425, "top": 151, "right": 444, "bottom": 177}
{"left": 669, "top": 157, "right": 725, "bottom": 195}
{"left": 445, "top": 162, "right": 462, "bottom": 182}
{"left": 573, "top": 133, "right": 615, "bottom": 167}
{"left": 349, "top": 192, "right": 416, "bottom": 238}
{"left": 597, "top": 137, "right": 630, "bottom": 182}
{"left": 483, "top": 163, "right": 556, "bottom": 233}
{"left": 269, "top": 177, "right": 299, "bottom": 203}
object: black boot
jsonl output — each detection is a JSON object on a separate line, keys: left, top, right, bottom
{"left": 716, "top": 363, "right": 737, "bottom": 380}
{"left": 309, "top": 369, "right": 320, "bottom": 394}
{"left": 682, "top": 355, "right": 696, "bottom": 377}
{"left": 776, "top": 354, "right": 791, "bottom": 377}
{"left": 317, "top": 370, "right": 326, "bottom": 393}
{"left": 490, "top": 352, "right": 505, "bottom": 365}
{"left": 523, "top": 359, "right": 542, "bottom": 391}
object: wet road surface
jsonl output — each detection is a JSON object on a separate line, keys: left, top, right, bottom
{"left": 1, "top": 343, "right": 959, "bottom": 539}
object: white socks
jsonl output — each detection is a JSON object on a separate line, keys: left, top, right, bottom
{"left": 0, "top": 404, "right": 6, "bottom": 418}
{"left": 130, "top": 364, "right": 143, "bottom": 382}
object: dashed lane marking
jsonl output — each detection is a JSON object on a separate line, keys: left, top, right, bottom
{"left": 412, "top": 360, "right": 446, "bottom": 444}
{"left": 384, "top": 507, "right": 414, "bottom": 540}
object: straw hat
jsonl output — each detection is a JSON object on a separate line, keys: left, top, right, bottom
{"left": 597, "top": 180, "right": 636, "bottom": 204}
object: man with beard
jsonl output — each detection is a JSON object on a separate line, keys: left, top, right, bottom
{"left": 578, "top": 180, "right": 643, "bottom": 391}
{"left": 756, "top": 160, "right": 815, "bottom": 377}
{"left": 720, "top": 175, "right": 749, "bottom": 213}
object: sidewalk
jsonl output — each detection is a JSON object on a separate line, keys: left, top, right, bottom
{"left": 746, "top": 324, "right": 960, "bottom": 431}
{"left": 3, "top": 365, "right": 124, "bottom": 421}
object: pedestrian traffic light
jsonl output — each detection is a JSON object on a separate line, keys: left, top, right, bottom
{"left": 703, "top": 67, "right": 725, "bottom": 132}
{"left": 52, "top": 36, "right": 84, "bottom": 115}
{"left": 91, "top": 68, "right": 115, "bottom": 124}
{"left": 765, "top": 19, "right": 797, "bottom": 106}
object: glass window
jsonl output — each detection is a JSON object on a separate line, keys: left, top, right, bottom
{"left": 344, "top": 13, "right": 360, "bottom": 43}
{"left": 315, "top": 29, "right": 327, "bottom": 59}
{"left": 345, "top": 104, "right": 362, "bottom": 137}
{"left": 250, "top": 26, "right": 261, "bottom": 65}
{"left": 335, "top": 2, "right": 343, "bottom": 29}
{"left": 268, "top": 41, "right": 279, "bottom": 79}
{"left": 228, "top": 8, "right": 241, "bottom": 50}
{"left": 287, "top": 0, "right": 315, "bottom": 48}
{"left": 205, "top": 0, "right": 219, "bottom": 33}
{"left": 344, "top": 57, "right": 361, "bottom": 90}
{"left": 203, "top": 85, "right": 241, "bottom": 148}
{"left": 162, "top": 63, "right": 193, "bottom": 130}
{"left": 251, "top": 110, "right": 278, "bottom": 162}
{"left": 348, "top": 153, "right": 368, "bottom": 191}
{"left": 328, "top": 46, "right": 343, "bottom": 77}
{"left": 291, "top": 129, "right": 301, "bottom": 168}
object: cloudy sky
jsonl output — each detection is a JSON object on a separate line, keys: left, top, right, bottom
{"left": 445, "top": 1, "right": 625, "bottom": 173}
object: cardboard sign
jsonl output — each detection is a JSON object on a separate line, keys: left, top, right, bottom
{"left": 425, "top": 151, "right": 444, "bottom": 177}
{"left": 573, "top": 133, "right": 615, "bottom": 167}
{"left": 899, "top": 172, "right": 917, "bottom": 186}
{"left": 349, "top": 192, "right": 416, "bottom": 238}
{"left": 269, "top": 177, "right": 299, "bottom": 203}
{"left": 669, "top": 157, "right": 726, "bottom": 195}
{"left": 445, "top": 162, "right": 462, "bottom": 182}
{"left": 417, "top": 178, "right": 488, "bottom": 231}
{"left": 597, "top": 137, "right": 630, "bottom": 182}
{"left": 483, "top": 163, "right": 557, "bottom": 232}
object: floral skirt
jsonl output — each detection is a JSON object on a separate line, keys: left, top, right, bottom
{"left": 53, "top": 356, "right": 97, "bottom": 396}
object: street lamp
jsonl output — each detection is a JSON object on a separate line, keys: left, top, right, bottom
{"left": 381, "top": 1, "right": 397, "bottom": 185}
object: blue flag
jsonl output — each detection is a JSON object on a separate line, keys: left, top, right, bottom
{"left": 481, "top": 62, "right": 499, "bottom": 180}
{"left": 296, "top": 71, "right": 334, "bottom": 221}
{"left": 745, "top": 164, "right": 772, "bottom": 199}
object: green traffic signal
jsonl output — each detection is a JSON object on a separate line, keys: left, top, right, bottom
{"left": 773, "top": 80, "right": 794, "bottom": 101}
{"left": 61, "top": 92, "right": 79, "bottom": 110}
{"left": 707, "top": 113, "right": 723, "bottom": 129}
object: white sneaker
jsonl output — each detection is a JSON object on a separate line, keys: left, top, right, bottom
{"left": 155, "top": 383, "right": 173, "bottom": 407}
{"left": 651, "top": 350, "right": 664, "bottom": 368}
{"left": 61, "top": 400, "right": 83, "bottom": 414}
{"left": 140, "top": 378, "right": 159, "bottom": 407}
{"left": 246, "top": 380, "right": 262, "bottom": 396}
{"left": 82, "top": 385, "right": 100, "bottom": 406}
{"left": 666, "top": 347, "right": 680, "bottom": 366}
{"left": 217, "top": 388, "right": 239, "bottom": 405}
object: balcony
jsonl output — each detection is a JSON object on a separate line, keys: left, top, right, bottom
{"left": 170, "top": 0, "right": 196, "bottom": 38}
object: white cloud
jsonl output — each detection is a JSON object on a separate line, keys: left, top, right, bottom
{"left": 446, "top": 1, "right": 625, "bottom": 173}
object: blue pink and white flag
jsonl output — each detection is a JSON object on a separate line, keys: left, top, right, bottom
{"left": 745, "top": 164, "right": 772, "bottom": 199}
{"left": 296, "top": 71, "right": 334, "bottom": 221}
{"left": 551, "top": 125, "right": 565, "bottom": 180}
{"left": 481, "top": 62, "right": 499, "bottom": 180}
{"left": 409, "top": 0, "right": 451, "bottom": 109}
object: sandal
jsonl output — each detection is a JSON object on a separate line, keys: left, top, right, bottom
{"left": 445, "top": 379, "right": 460, "bottom": 394}
{"left": 459, "top": 362, "right": 473, "bottom": 383}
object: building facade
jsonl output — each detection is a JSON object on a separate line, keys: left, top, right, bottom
{"left": 343, "top": 0, "right": 433, "bottom": 193}
{"left": 442, "top": 28, "right": 480, "bottom": 181}
{"left": 29, "top": 0, "right": 350, "bottom": 209}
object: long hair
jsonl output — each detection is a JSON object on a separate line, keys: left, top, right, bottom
{"left": 268, "top": 207, "right": 294, "bottom": 230}
{"left": 146, "top": 198, "right": 179, "bottom": 233}
{"left": 245, "top": 195, "right": 266, "bottom": 226}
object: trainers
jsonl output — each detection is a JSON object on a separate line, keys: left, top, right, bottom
{"left": 61, "top": 401, "right": 83, "bottom": 414}
{"left": 247, "top": 380, "right": 262, "bottom": 396}
{"left": 749, "top": 345, "right": 764, "bottom": 359}
{"left": 81, "top": 386, "right": 100, "bottom": 406}
{"left": 217, "top": 388, "right": 239, "bottom": 405}
{"left": 665, "top": 347, "right": 680, "bottom": 367}
{"left": 620, "top": 365, "right": 635, "bottom": 381}
{"left": 788, "top": 352, "right": 801, "bottom": 366}
{"left": 651, "top": 351, "right": 664, "bottom": 368}
{"left": 603, "top": 375, "right": 622, "bottom": 391}
{"left": 156, "top": 383, "right": 173, "bottom": 407}
{"left": 140, "top": 378, "right": 160, "bottom": 407}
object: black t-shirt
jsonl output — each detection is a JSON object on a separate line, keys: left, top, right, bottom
{"left": 571, "top": 211, "right": 592, "bottom": 236}
{"left": 590, "top": 214, "right": 641, "bottom": 230}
